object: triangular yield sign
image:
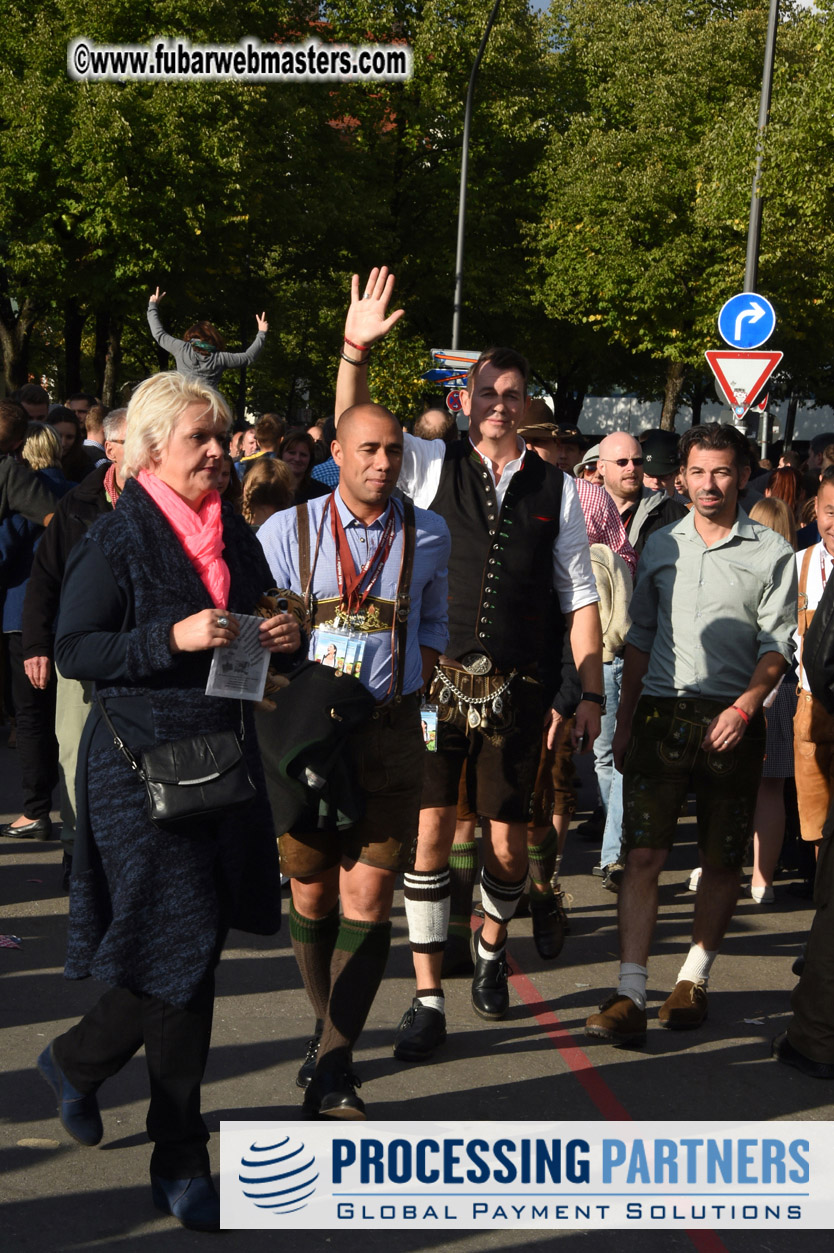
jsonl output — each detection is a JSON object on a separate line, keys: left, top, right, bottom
{"left": 705, "top": 350, "right": 783, "bottom": 419}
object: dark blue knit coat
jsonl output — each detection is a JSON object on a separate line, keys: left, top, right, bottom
{"left": 55, "top": 478, "right": 284, "bottom": 1006}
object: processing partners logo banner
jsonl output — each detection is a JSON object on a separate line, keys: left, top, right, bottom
{"left": 237, "top": 1134, "right": 319, "bottom": 1215}
{"left": 221, "top": 1121, "right": 833, "bottom": 1230}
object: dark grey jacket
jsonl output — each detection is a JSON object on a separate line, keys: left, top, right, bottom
{"left": 147, "top": 304, "right": 266, "bottom": 386}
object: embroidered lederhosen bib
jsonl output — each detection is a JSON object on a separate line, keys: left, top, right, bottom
{"left": 296, "top": 496, "right": 416, "bottom": 704}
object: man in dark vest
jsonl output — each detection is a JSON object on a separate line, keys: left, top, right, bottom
{"left": 335, "top": 267, "right": 604, "bottom": 1061}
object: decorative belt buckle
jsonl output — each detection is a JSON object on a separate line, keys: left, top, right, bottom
{"left": 460, "top": 652, "right": 493, "bottom": 676}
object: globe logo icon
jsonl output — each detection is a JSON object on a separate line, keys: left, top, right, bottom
{"left": 239, "top": 1135, "right": 319, "bottom": 1215}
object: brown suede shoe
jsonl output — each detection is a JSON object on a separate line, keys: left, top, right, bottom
{"left": 585, "top": 993, "right": 647, "bottom": 1045}
{"left": 658, "top": 979, "right": 708, "bottom": 1030}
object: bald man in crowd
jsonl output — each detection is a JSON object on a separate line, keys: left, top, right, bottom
{"left": 599, "top": 430, "right": 687, "bottom": 556}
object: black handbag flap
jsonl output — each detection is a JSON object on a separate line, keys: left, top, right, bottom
{"left": 140, "top": 731, "right": 244, "bottom": 786}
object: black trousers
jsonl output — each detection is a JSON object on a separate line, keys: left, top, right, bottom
{"left": 6, "top": 632, "right": 58, "bottom": 820}
{"left": 788, "top": 798, "right": 834, "bottom": 1063}
{"left": 53, "top": 977, "right": 216, "bottom": 1178}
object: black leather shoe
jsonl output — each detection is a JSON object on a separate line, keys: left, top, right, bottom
{"left": 151, "top": 1174, "right": 220, "bottom": 1231}
{"left": 530, "top": 897, "right": 565, "bottom": 960}
{"left": 303, "top": 1061, "right": 365, "bottom": 1119}
{"left": 441, "top": 933, "right": 474, "bottom": 978}
{"left": 1, "top": 816, "right": 53, "bottom": 840}
{"left": 296, "top": 1030, "right": 322, "bottom": 1090}
{"left": 393, "top": 998, "right": 447, "bottom": 1062}
{"left": 37, "top": 1043, "right": 103, "bottom": 1146}
{"left": 772, "top": 1033, "right": 834, "bottom": 1079}
{"left": 470, "top": 927, "right": 510, "bottom": 1020}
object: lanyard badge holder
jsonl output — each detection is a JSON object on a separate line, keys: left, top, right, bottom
{"left": 312, "top": 626, "right": 368, "bottom": 680}
{"left": 421, "top": 701, "right": 439, "bottom": 752}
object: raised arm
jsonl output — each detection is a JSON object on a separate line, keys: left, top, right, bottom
{"left": 146, "top": 293, "right": 180, "bottom": 354}
{"left": 211, "top": 313, "right": 268, "bottom": 371}
{"left": 335, "top": 266, "right": 404, "bottom": 424}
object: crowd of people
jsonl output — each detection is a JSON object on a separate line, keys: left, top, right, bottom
{"left": 2, "top": 268, "right": 834, "bottom": 1232}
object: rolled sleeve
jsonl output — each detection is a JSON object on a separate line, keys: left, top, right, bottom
{"left": 756, "top": 546, "right": 798, "bottom": 663}
{"left": 398, "top": 432, "right": 446, "bottom": 510}
{"left": 553, "top": 476, "right": 600, "bottom": 613}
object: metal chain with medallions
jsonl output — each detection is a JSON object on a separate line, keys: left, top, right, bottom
{"left": 432, "top": 664, "right": 518, "bottom": 729}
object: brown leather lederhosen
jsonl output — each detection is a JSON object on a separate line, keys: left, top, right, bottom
{"left": 795, "top": 545, "right": 834, "bottom": 842}
{"left": 278, "top": 496, "right": 424, "bottom": 875}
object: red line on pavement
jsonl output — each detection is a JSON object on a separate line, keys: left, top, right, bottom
{"left": 506, "top": 954, "right": 631, "bottom": 1121}
{"left": 505, "top": 949, "right": 732, "bottom": 1253}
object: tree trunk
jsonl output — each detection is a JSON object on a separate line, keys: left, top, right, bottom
{"left": 64, "top": 298, "right": 87, "bottom": 397}
{"left": 94, "top": 311, "right": 109, "bottom": 396}
{"left": 101, "top": 319, "right": 123, "bottom": 408}
{"left": 660, "top": 360, "right": 686, "bottom": 430}
{"left": 552, "top": 381, "right": 586, "bottom": 427}
{"left": 0, "top": 293, "right": 42, "bottom": 392}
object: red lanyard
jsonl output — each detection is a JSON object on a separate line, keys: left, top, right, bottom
{"left": 328, "top": 494, "right": 397, "bottom": 615}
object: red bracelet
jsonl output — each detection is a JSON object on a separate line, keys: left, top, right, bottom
{"left": 731, "top": 705, "right": 751, "bottom": 725}
{"left": 344, "top": 336, "right": 369, "bottom": 353}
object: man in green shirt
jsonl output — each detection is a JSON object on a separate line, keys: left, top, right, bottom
{"left": 586, "top": 423, "right": 796, "bottom": 1044}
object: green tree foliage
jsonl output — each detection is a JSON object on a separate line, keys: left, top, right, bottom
{"left": 531, "top": 0, "right": 823, "bottom": 427}
{"left": 2, "top": 0, "right": 833, "bottom": 428}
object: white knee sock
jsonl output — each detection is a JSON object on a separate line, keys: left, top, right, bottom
{"left": 403, "top": 868, "right": 450, "bottom": 953}
{"left": 677, "top": 945, "right": 717, "bottom": 985}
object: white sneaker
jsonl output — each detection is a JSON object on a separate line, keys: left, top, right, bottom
{"left": 687, "top": 866, "right": 702, "bottom": 893}
{"left": 742, "top": 881, "right": 775, "bottom": 904}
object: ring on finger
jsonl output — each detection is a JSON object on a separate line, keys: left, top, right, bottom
{"left": 217, "top": 615, "right": 229, "bottom": 628}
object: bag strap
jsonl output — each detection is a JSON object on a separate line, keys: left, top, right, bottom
{"left": 296, "top": 501, "right": 312, "bottom": 615}
{"left": 97, "top": 698, "right": 144, "bottom": 778}
{"left": 393, "top": 496, "right": 416, "bottom": 701}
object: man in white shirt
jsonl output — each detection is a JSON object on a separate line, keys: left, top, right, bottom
{"left": 334, "top": 267, "right": 603, "bottom": 1060}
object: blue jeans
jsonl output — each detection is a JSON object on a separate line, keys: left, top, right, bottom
{"left": 595, "top": 658, "right": 624, "bottom": 867}
{"left": 593, "top": 657, "right": 622, "bottom": 814}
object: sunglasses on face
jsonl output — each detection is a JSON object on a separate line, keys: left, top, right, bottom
{"left": 601, "top": 457, "right": 644, "bottom": 467}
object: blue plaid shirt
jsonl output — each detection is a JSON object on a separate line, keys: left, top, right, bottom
{"left": 258, "top": 490, "right": 450, "bottom": 698}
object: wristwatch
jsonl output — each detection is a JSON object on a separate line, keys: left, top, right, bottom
{"left": 580, "top": 691, "right": 607, "bottom": 713}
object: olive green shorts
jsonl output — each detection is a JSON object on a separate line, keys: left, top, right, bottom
{"left": 622, "top": 696, "right": 766, "bottom": 870}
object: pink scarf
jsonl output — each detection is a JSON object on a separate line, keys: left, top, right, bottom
{"left": 137, "top": 469, "right": 230, "bottom": 609}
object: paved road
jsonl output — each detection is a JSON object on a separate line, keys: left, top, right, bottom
{"left": 1, "top": 724, "right": 831, "bottom": 1250}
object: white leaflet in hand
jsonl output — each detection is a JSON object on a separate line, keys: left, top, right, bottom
{"left": 206, "top": 614, "right": 270, "bottom": 702}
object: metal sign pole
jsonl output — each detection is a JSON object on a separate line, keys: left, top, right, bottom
{"left": 744, "top": 0, "right": 780, "bottom": 294}
{"left": 452, "top": 0, "right": 503, "bottom": 350}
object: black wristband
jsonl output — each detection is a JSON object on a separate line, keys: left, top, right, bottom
{"left": 580, "top": 691, "right": 606, "bottom": 709}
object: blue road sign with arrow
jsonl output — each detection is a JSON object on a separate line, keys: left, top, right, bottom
{"left": 717, "top": 293, "right": 776, "bottom": 350}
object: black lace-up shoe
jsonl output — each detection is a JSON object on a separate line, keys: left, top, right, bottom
{"left": 470, "top": 927, "right": 510, "bottom": 1020}
{"left": 296, "top": 1031, "right": 322, "bottom": 1089}
{"left": 393, "top": 998, "right": 447, "bottom": 1061}
{"left": 303, "top": 1060, "right": 365, "bottom": 1119}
